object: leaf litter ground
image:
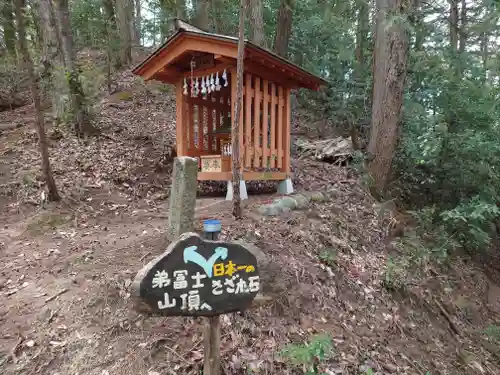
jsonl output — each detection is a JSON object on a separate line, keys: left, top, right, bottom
{"left": 0, "top": 68, "right": 500, "bottom": 375}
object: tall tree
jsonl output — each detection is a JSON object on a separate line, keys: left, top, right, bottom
{"left": 247, "top": 0, "right": 265, "bottom": 46}
{"left": 349, "top": 0, "right": 370, "bottom": 150}
{"left": 212, "top": 0, "right": 224, "bottom": 33}
{"left": 232, "top": 0, "right": 245, "bottom": 218}
{"left": 53, "top": 0, "right": 92, "bottom": 136}
{"left": 102, "top": 0, "right": 121, "bottom": 68}
{"left": 368, "top": 0, "right": 410, "bottom": 195}
{"left": 458, "top": 0, "right": 466, "bottom": 56}
{"left": 274, "top": 0, "right": 293, "bottom": 56}
{"left": 176, "top": 0, "right": 186, "bottom": 19}
{"left": 14, "top": 0, "right": 60, "bottom": 201}
{"left": 116, "top": 0, "right": 133, "bottom": 64}
{"left": 449, "top": 0, "right": 459, "bottom": 57}
{"left": 38, "top": 0, "right": 64, "bottom": 121}
{"left": 29, "top": 0, "right": 44, "bottom": 50}
{"left": 2, "top": 0, "right": 17, "bottom": 58}
{"left": 195, "top": 0, "right": 210, "bottom": 30}
{"left": 133, "top": 0, "right": 141, "bottom": 45}
{"left": 354, "top": 0, "right": 369, "bottom": 77}
{"left": 368, "top": 0, "right": 388, "bottom": 156}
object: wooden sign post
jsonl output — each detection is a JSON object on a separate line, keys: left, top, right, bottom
{"left": 132, "top": 231, "right": 260, "bottom": 375}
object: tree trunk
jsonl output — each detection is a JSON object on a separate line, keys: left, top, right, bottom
{"left": 102, "top": 0, "right": 121, "bottom": 68}
{"left": 232, "top": 0, "right": 245, "bottom": 219}
{"left": 355, "top": 0, "right": 368, "bottom": 75}
{"left": 480, "top": 31, "right": 488, "bottom": 82}
{"left": 449, "top": 0, "right": 458, "bottom": 57}
{"left": 195, "top": 0, "right": 210, "bottom": 30}
{"left": 367, "top": 0, "right": 388, "bottom": 156}
{"left": 116, "top": 0, "right": 133, "bottom": 65}
{"left": 410, "top": 0, "right": 424, "bottom": 93}
{"left": 458, "top": 0, "right": 466, "bottom": 56}
{"left": 2, "top": 0, "right": 17, "bottom": 58}
{"left": 352, "top": 0, "right": 369, "bottom": 149}
{"left": 212, "top": 0, "right": 224, "bottom": 33}
{"left": 38, "top": 0, "right": 60, "bottom": 62}
{"left": 248, "top": 0, "right": 265, "bottom": 47}
{"left": 274, "top": 0, "right": 293, "bottom": 57}
{"left": 133, "top": 0, "right": 141, "bottom": 45}
{"left": 368, "top": 0, "right": 410, "bottom": 195}
{"left": 29, "top": 0, "right": 44, "bottom": 51}
{"left": 176, "top": 0, "right": 186, "bottom": 19}
{"left": 14, "top": 0, "right": 60, "bottom": 201}
{"left": 38, "top": 0, "right": 64, "bottom": 120}
{"left": 53, "top": 0, "right": 92, "bottom": 137}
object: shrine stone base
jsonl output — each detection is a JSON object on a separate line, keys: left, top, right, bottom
{"left": 277, "top": 178, "right": 294, "bottom": 195}
{"left": 225, "top": 180, "right": 248, "bottom": 201}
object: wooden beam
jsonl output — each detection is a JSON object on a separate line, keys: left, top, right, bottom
{"left": 142, "top": 37, "right": 238, "bottom": 81}
{"left": 143, "top": 40, "right": 185, "bottom": 80}
{"left": 152, "top": 72, "right": 178, "bottom": 84}
{"left": 182, "top": 63, "right": 232, "bottom": 78}
{"left": 212, "top": 55, "right": 299, "bottom": 89}
{"left": 197, "top": 171, "right": 288, "bottom": 181}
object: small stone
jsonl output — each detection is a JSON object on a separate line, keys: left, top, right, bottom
{"left": 326, "top": 188, "right": 340, "bottom": 198}
{"left": 25, "top": 340, "right": 35, "bottom": 348}
{"left": 274, "top": 197, "right": 297, "bottom": 210}
{"left": 382, "top": 363, "right": 398, "bottom": 373}
{"left": 258, "top": 204, "right": 282, "bottom": 216}
{"left": 310, "top": 192, "right": 326, "bottom": 202}
{"left": 293, "top": 194, "right": 310, "bottom": 209}
{"left": 358, "top": 364, "right": 371, "bottom": 374}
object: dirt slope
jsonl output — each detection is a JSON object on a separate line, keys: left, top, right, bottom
{"left": 0, "top": 67, "right": 500, "bottom": 375}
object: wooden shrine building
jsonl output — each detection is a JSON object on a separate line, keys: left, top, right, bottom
{"left": 132, "top": 20, "right": 326, "bottom": 198}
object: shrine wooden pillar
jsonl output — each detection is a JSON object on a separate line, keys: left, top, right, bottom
{"left": 176, "top": 79, "right": 187, "bottom": 157}
{"left": 284, "top": 87, "right": 291, "bottom": 176}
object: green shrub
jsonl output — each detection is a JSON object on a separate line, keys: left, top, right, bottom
{"left": 280, "top": 334, "right": 333, "bottom": 375}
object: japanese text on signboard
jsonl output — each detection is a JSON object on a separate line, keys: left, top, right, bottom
{"left": 133, "top": 233, "right": 260, "bottom": 316}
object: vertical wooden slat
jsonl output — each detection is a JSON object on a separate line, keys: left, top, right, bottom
{"left": 245, "top": 74, "right": 252, "bottom": 168}
{"left": 175, "top": 82, "right": 185, "bottom": 156}
{"left": 198, "top": 101, "right": 204, "bottom": 151}
{"left": 215, "top": 90, "right": 222, "bottom": 153}
{"left": 208, "top": 94, "right": 214, "bottom": 152}
{"left": 270, "top": 83, "right": 277, "bottom": 168}
{"left": 237, "top": 74, "right": 244, "bottom": 170}
{"left": 188, "top": 101, "right": 194, "bottom": 151}
{"left": 277, "top": 86, "right": 284, "bottom": 170}
{"left": 261, "top": 80, "right": 269, "bottom": 168}
{"left": 284, "top": 87, "right": 292, "bottom": 175}
{"left": 253, "top": 77, "right": 261, "bottom": 169}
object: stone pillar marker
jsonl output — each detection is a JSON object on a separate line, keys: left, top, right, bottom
{"left": 166, "top": 157, "right": 198, "bottom": 241}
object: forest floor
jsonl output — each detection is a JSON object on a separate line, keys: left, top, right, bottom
{"left": 1, "top": 60, "right": 500, "bottom": 375}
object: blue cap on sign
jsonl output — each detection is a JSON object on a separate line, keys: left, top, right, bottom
{"left": 203, "top": 219, "right": 222, "bottom": 233}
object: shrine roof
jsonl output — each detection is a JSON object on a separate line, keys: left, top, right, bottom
{"left": 132, "top": 19, "right": 326, "bottom": 90}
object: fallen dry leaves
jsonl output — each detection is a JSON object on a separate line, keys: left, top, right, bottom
{"left": 0, "top": 62, "right": 500, "bottom": 375}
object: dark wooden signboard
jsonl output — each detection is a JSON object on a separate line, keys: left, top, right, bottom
{"left": 194, "top": 54, "right": 215, "bottom": 70}
{"left": 132, "top": 232, "right": 260, "bottom": 317}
